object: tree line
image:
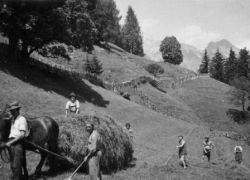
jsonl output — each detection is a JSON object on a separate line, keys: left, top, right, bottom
{"left": 199, "top": 47, "right": 250, "bottom": 115}
{"left": 0, "top": 0, "right": 144, "bottom": 61}
{"left": 199, "top": 48, "right": 249, "bottom": 83}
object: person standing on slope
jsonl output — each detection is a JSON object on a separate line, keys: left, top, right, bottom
{"left": 65, "top": 92, "right": 80, "bottom": 116}
{"left": 176, "top": 135, "right": 188, "bottom": 169}
{"left": 85, "top": 122, "right": 102, "bottom": 180}
{"left": 234, "top": 144, "right": 243, "bottom": 164}
{"left": 125, "top": 122, "right": 133, "bottom": 140}
{"left": 125, "top": 122, "right": 134, "bottom": 161}
{"left": 4, "top": 101, "right": 29, "bottom": 180}
{"left": 202, "top": 136, "right": 215, "bottom": 162}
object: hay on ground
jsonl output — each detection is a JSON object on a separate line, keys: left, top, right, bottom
{"left": 55, "top": 112, "right": 133, "bottom": 173}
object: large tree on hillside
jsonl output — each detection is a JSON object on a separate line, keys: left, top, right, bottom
{"left": 121, "top": 6, "right": 144, "bottom": 56}
{"left": 61, "top": 0, "right": 96, "bottom": 52}
{"left": 0, "top": 0, "right": 96, "bottom": 61}
{"left": 159, "top": 36, "right": 183, "bottom": 65}
{"left": 235, "top": 48, "right": 250, "bottom": 79}
{"left": 199, "top": 49, "right": 209, "bottom": 73}
{"left": 0, "top": 0, "right": 67, "bottom": 60}
{"left": 209, "top": 49, "right": 224, "bottom": 82}
{"left": 229, "top": 76, "right": 250, "bottom": 112}
{"left": 91, "top": 0, "right": 122, "bottom": 47}
{"left": 223, "top": 48, "right": 237, "bottom": 83}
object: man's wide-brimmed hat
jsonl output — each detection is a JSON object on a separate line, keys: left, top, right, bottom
{"left": 8, "top": 101, "right": 21, "bottom": 111}
{"left": 86, "top": 121, "right": 94, "bottom": 128}
{"left": 69, "top": 92, "right": 76, "bottom": 98}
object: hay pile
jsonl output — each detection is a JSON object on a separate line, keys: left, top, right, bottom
{"left": 55, "top": 112, "right": 133, "bottom": 173}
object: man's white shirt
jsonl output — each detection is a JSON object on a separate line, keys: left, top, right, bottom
{"left": 9, "top": 115, "right": 29, "bottom": 138}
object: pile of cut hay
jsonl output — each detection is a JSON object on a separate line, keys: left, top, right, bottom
{"left": 55, "top": 112, "right": 133, "bottom": 173}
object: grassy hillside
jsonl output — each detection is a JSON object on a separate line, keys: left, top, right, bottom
{"left": 1, "top": 61, "right": 250, "bottom": 179}
{"left": 172, "top": 76, "right": 248, "bottom": 132}
{"left": 1, "top": 42, "right": 250, "bottom": 179}
{"left": 31, "top": 43, "right": 196, "bottom": 84}
{"left": 0, "top": 62, "right": 194, "bottom": 179}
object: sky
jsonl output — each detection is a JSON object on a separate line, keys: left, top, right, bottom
{"left": 115, "top": 0, "right": 250, "bottom": 49}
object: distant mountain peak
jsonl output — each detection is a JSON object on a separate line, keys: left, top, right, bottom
{"left": 206, "top": 39, "right": 239, "bottom": 58}
{"left": 207, "top": 39, "right": 235, "bottom": 49}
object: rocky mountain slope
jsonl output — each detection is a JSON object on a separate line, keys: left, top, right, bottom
{"left": 206, "top": 39, "right": 240, "bottom": 58}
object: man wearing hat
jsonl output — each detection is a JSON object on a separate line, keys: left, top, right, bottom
{"left": 85, "top": 122, "right": 102, "bottom": 180}
{"left": 65, "top": 92, "right": 80, "bottom": 116}
{"left": 202, "top": 136, "right": 215, "bottom": 162}
{"left": 5, "top": 101, "right": 29, "bottom": 180}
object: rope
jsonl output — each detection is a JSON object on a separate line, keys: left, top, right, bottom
{"left": 24, "top": 141, "right": 75, "bottom": 166}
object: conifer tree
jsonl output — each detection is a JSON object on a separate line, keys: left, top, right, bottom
{"left": 91, "top": 0, "right": 122, "bottom": 47}
{"left": 209, "top": 49, "right": 224, "bottom": 82}
{"left": 84, "top": 55, "right": 92, "bottom": 74}
{"left": 121, "top": 6, "right": 144, "bottom": 56}
{"left": 236, "top": 48, "right": 250, "bottom": 78}
{"left": 84, "top": 54, "right": 103, "bottom": 76}
{"left": 223, "top": 48, "right": 237, "bottom": 83}
{"left": 91, "top": 54, "right": 103, "bottom": 75}
{"left": 229, "top": 76, "right": 250, "bottom": 112}
{"left": 198, "top": 49, "right": 209, "bottom": 73}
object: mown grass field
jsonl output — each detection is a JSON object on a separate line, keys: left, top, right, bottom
{"left": 1, "top": 46, "right": 250, "bottom": 179}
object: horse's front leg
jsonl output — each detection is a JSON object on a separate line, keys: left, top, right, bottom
{"left": 34, "top": 152, "right": 47, "bottom": 176}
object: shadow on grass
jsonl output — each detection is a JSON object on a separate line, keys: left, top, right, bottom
{"left": 28, "top": 158, "right": 136, "bottom": 180}
{"left": 0, "top": 44, "right": 109, "bottom": 107}
{"left": 226, "top": 109, "right": 250, "bottom": 124}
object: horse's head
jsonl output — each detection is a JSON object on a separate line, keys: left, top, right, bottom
{"left": 0, "top": 104, "right": 12, "bottom": 143}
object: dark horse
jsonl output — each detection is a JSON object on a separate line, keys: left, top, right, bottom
{"left": 0, "top": 105, "right": 59, "bottom": 177}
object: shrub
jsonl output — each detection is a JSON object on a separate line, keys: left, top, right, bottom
{"left": 38, "top": 44, "right": 71, "bottom": 60}
{"left": 84, "top": 55, "right": 103, "bottom": 76}
{"left": 226, "top": 109, "right": 250, "bottom": 124}
{"left": 247, "top": 106, "right": 250, "bottom": 111}
{"left": 121, "top": 92, "right": 130, "bottom": 100}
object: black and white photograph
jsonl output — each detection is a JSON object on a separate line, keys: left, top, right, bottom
{"left": 0, "top": 0, "right": 250, "bottom": 179}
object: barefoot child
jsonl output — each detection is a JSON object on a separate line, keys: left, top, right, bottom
{"left": 125, "top": 122, "right": 133, "bottom": 140}
{"left": 202, "top": 136, "right": 214, "bottom": 162}
{"left": 176, "top": 135, "right": 188, "bottom": 168}
{"left": 234, "top": 144, "right": 243, "bottom": 164}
